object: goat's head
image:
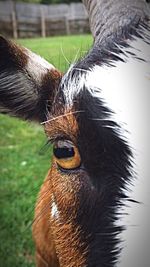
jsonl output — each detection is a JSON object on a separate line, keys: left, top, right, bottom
{"left": 0, "top": 1, "right": 150, "bottom": 266}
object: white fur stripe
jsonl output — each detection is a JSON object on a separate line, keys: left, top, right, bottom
{"left": 51, "top": 200, "right": 59, "bottom": 219}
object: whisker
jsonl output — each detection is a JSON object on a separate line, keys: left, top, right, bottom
{"left": 72, "top": 67, "right": 90, "bottom": 73}
{"left": 41, "top": 110, "right": 85, "bottom": 125}
{"left": 89, "top": 118, "right": 109, "bottom": 121}
{"left": 72, "top": 48, "right": 81, "bottom": 64}
{"left": 32, "top": 202, "right": 50, "bottom": 227}
{"left": 20, "top": 183, "right": 51, "bottom": 228}
{"left": 60, "top": 45, "right": 71, "bottom": 65}
{"left": 39, "top": 141, "right": 52, "bottom": 155}
{"left": 22, "top": 199, "right": 50, "bottom": 233}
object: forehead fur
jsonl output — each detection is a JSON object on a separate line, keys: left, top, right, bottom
{"left": 44, "top": 108, "right": 79, "bottom": 143}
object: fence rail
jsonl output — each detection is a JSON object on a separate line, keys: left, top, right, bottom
{"left": 0, "top": 1, "right": 90, "bottom": 38}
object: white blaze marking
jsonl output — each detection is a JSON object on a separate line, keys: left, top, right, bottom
{"left": 51, "top": 200, "right": 59, "bottom": 219}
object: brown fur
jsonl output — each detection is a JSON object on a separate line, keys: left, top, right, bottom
{"left": 33, "top": 111, "right": 88, "bottom": 267}
{"left": 32, "top": 173, "right": 59, "bottom": 267}
{"left": 45, "top": 108, "right": 79, "bottom": 143}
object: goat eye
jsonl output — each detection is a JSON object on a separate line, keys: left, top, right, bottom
{"left": 53, "top": 140, "right": 81, "bottom": 170}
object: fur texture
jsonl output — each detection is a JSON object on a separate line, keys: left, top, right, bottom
{"left": 0, "top": 36, "right": 61, "bottom": 121}
{"left": 0, "top": 1, "right": 150, "bottom": 267}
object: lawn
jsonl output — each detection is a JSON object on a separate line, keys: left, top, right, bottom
{"left": 0, "top": 34, "right": 92, "bottom": 267}
{"left": 18, "top": 35, "right": 92, "bottom": 72}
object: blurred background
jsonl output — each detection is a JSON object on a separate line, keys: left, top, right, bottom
{"left": 0, "top": 0, "right": 90, "bottom": 38}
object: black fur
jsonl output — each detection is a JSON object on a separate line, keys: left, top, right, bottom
{"left": 75, "top": 22, "right": 150, "bottom": 70}
{"left": 71, "top": 90, "right": 132, "bottom": 266}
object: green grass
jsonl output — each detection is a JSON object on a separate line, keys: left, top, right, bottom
{"left": 18, "top": 35, "right": 92, "bottom": 72}
{"left": 0, "top": 34, "right": 92, "bottom": 267}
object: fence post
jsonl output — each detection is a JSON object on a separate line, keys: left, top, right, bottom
{"left": 65, "top": 16, "right": 70, "bottom": 35}
{"left": 41, "top": 6, "right": 46, "bottom": 38}
{"left": 12, "top": 1, "right": 18, "bottom": 39}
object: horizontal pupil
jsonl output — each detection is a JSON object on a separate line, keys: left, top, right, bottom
{"left": 53, "top": 147, "right": 75, "bottom": 159}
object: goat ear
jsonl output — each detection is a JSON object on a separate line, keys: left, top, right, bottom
{"left": 0, "top": 36, "right": 62, "bottom": 122}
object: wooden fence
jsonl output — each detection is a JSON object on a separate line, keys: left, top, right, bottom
{"left": 0, "top": 1, "right": 90, "bottom": 38}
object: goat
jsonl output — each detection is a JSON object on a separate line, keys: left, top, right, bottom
{"left": 0, "top": 0, "right": 150, "bottom": 266}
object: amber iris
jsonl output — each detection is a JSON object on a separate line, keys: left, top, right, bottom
{"left": 53, "top": 140, "right": 81, "bottom": 170}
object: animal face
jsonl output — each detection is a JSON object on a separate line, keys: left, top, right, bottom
{"left": 42, "top": 87, "right": 132, "bottom": 265}
{"left": 0, "top": 0, "right": 150, "bottom": 266}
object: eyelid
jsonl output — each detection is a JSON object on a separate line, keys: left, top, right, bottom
{"left": 47, "top": 136, "right": 72, "bottom": 145}
{"left": 55, "top": 140, "right": 74, "bottom": 148}
{"left": 56, "top": 162, "right": 82, "bottom": 173}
